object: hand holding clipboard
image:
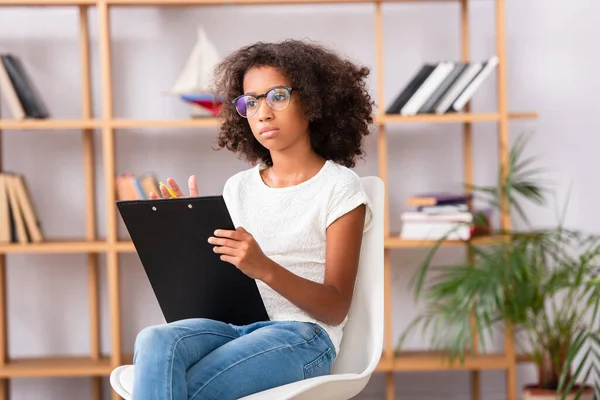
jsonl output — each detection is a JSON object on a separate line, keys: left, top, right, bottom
{"left": 150, "top": 175, "right": 198, "bottom": 199}
{"left": 151, "top": 175, "right": 274, "bottom": 283}
{"left": 116, "top": 173, "right": 269, "bottom": 325}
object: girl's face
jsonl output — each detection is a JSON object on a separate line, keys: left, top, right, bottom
{"left": 240, "top": 66, "right": 310, "bottom": 154}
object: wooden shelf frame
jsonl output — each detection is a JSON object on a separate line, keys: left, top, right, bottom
{"left": 376, "top": 0, "right": 522, "bottom": 399}
{"left": 0, "top": 0, "right": 532, "bottom": 399}
{"left": 0, "top": 0, "right": 475, "bottom": 7}
{"left": 0, "top": 111, "right": 537, "bottom": 131}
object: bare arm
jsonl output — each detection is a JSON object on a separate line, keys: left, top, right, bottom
{"left": 260, "top": 204, "right": 366, "bottom": 326}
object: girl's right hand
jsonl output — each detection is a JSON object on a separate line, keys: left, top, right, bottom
{"left": 149, "top": 175, "right": 198, "bottom": 199}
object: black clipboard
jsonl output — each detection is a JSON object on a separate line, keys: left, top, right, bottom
{"left": 116, "top": 195, "right": 269, "bottom": 325}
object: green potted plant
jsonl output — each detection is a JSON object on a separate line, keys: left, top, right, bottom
{"left": 398, "top": 133, "right": 600, "bottom": 399}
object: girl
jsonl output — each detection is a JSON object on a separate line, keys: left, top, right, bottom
{"left": 133, "top": 39, "right": 375, "bottom": 400}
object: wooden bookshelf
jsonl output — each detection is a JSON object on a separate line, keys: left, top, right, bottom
{"left": 385, "top": 234, "right": 509, "bottom": 249}
{"left": 110, "top": 118, "right": 220, "bottom": 129}
{"left": 0, "top": 0, "right": 534, "bottom": 399}
{"left": 0, "top": 240, "right": 108, "bottom": 254}
{"left": 0, "top": 119, "right": 101, "bottom": 130}
{"left": 0, "top": 356, "right": 113, "bottom": 378}
{"left": 0, "top": 112, "right": 538, "bottom": 131}
{"left": 0, "top": 0, "right": 95, "bottom": 6}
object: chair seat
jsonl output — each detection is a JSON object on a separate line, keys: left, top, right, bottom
{"left": 111, "top": 363, "right": 369, "bottom": 400}
{"left": 110, "top": 365, "right": 134, "bottom": 399}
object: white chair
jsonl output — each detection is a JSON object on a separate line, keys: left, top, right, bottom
{"left": 110, "top": 176, "right": 384, "bottom": 400}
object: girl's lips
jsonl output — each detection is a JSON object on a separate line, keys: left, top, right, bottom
{"left": 260, "top": 129, "right": 279, "bottom": 138}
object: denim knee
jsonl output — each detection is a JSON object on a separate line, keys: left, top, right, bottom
{"left": 133, "top": 324, "right": 173, "bottom": 361}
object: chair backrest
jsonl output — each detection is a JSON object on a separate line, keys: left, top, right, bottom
{"left": 331, "top": 176, "right": 384, "bottom": 376}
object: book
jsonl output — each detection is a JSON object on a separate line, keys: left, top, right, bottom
{"left": 0, "top": 57, "right": 26, "bottom": 120}
{"left": 116, "top": 172, "right": 162, "bottom": 201}
{"left": 417, "top": 63, "right": 468, "bottom": 114}
{"left": 451, "top": 56, "right": 499, "bottom": 112}
{"left": 385, "top": 56, "right": 500, "bottom": 116}
{"left": 385, "top": 65, "right": 435, "bottom": 114}
{"left": 0, "top": 53, "right": 49, "bottom": 119}
{"left": 406, "top": 192, "right": 473, "bottom": 207}
{"left": 434, "top": 62, "right": 483, "bottom": 114}
{"left": 400, "top": 61, "right": 455, "bottom": 116}
{"left": 0, "top": 172, "right": 44, "bottom": 244}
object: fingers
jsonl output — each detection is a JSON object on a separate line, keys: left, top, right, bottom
{"left": 159, "top": 184, "right": 171, "bottom": 198}
{"left": 167, "top": 178, "right": 185, "bottom": 198}
{"left": 213, "top": 245, "right": 237, "bottom": 256}
{"left": 213, "top": 229, "right": 244, "bottom": 240}
{"left": 149, "top": 191, "right": 159, "bottom": 199}
{"left": 219, "top": 254, "right": 237, "bottom": 265}
{"left": 189, "top": 175, "right": 199, "bottom": 197}
{"left": 208, "top": 236, "right": 239, "bottom": 248}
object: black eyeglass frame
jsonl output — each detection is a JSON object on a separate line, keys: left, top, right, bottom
{"left": 231, "top": 86, "right": 297, "bottom": 117}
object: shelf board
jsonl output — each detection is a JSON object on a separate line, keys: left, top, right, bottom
{"left": 508, "top": 112, "right": 538, "bottom": 119}
{"left": 0, "top": 112, "right": 537, "bottom": 130}
{"left": 106, "top": 0, "right": 458, "bottom": 5}
{"left": 0, "top": 352, "right": 521, "bottom": 378}
{"left": 391, "top": 350, "right": 509, "bottom": 371}
{"left": 115, "top": 240, "right": 136, "bottom": 252}
{"left": 385, "top": 234, "right": 508, "bottom": 249}
{"left": 0, "top": 240, "right": 108, "bottom": 254}
{"left": 0, "top": 0, "right": 459, "bottom": 4}
{"left": 375, "top": 354, "right": 394, "bottom": 372}
{"left": 110, "top": 118, "right": 220, "bottom": 129}
{"left": 377, "top": 112, "right": 537, "bottom": 125}
{"left": 0, "top": 0, "right": 95, "bottom": 5}
{"left": 0, "top": 119, "right": 101, "bottom": 130}
{"left": 0, "top": 356, "right": 112, "bottom": 378}
{"left": 378, "top": 113, "right": 499, "bottom": 124}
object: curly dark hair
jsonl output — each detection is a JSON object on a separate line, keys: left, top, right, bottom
{"left": 211, "top": 39, "right": 374, "bottom": 168}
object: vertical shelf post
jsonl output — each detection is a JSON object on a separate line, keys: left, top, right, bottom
{"left": 78, "top": 5, "right": 102, "bottom": 400}
{"left": 495, "top": 0, "right": 517, "bottom": 399}
{"left": 460, "top": 1, "right": 480, "bottom": 400}
{"left": 98, "top": 2, "right": 122, "bottom": 395}
{"left": 374, "top": 2, "right": 394, "bottom": 399}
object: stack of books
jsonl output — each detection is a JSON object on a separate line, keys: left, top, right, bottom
{"left": 116, "top": 172, "right": 162, "bottom": 200}
{"left": 386, "top": 56, "right": 498, "bottom": 116}
{"left": 400, "top": 193, "right": 475, "bottom": 241}
{"left": 0, "top": 172, "right": 43, "bottom": 244}
{"left": 0, "top": 52, "right": 49, "bottom": 120}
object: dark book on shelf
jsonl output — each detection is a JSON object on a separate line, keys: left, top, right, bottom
{"left": 385, "top": 64, "right": 435, "bottom": 114}
{"left": 0, "top": 53, "right": 49, "bottom": 119}
{"left": 400, "top": 61, "right": 455, "bottom": 116}
{"left": 417, "top": 63, "right": 468, "bottom": 114}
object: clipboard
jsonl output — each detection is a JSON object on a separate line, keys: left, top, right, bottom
{"left": 116, "top": 195, "right": 270, "bottom": 325}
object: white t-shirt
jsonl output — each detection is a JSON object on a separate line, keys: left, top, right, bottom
{"left": 222, "top": 159, "right": 373, "bottom": 356}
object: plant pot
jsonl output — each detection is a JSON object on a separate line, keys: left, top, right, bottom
{"left": 523, "top": 384, "right": 594, "bottom": 400}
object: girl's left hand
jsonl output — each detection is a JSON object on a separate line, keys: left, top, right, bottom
{"left": 208, "top": 227, "right": 271, "bottom": 280}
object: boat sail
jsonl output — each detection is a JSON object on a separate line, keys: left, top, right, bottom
{"left": 170, "top": 26, "right": 223, "bottom": 117}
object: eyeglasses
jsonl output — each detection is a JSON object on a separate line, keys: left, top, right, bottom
{"left": 232, "top": 86, "right": 295, "bottom": 118}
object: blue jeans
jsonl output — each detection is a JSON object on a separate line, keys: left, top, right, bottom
{"left": 132, "top": 318, "right": 337, "bottom": 400}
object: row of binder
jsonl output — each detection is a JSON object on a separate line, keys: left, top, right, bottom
{"left": 386, "top": 56, "right": 499, "bottom": 116}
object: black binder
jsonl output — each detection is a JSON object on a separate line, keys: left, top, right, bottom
{"left": 116, "top": 195, "right": 270, "bottom": 326}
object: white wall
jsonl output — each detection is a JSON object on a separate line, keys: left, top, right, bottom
{"left": 0, "top": 0, "right": 597, "bottom": 398}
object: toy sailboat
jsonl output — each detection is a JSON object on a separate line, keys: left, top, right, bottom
{"left": 170, "top": 26, "right": 223, "bottom": 117}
